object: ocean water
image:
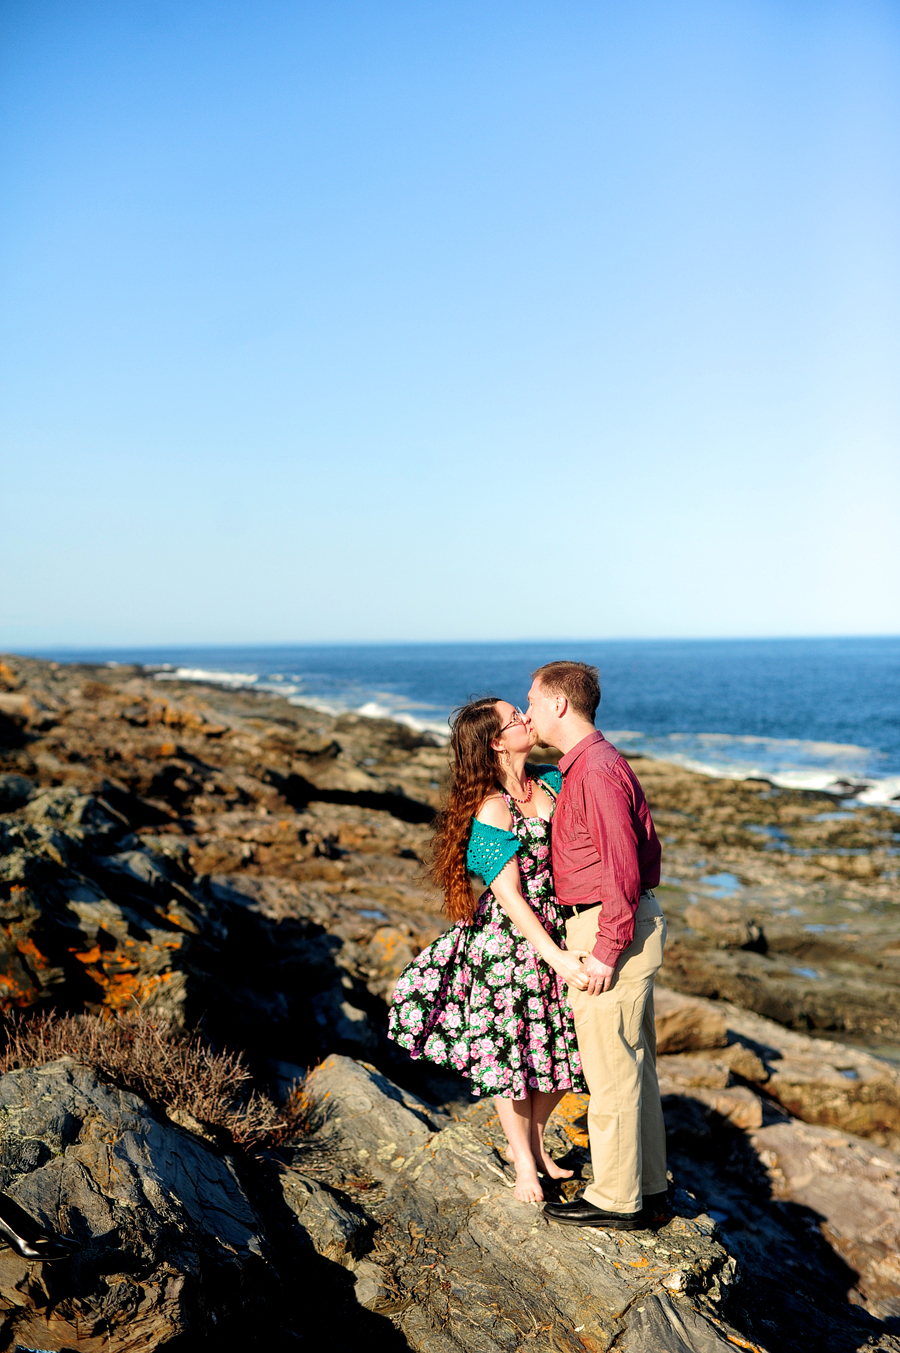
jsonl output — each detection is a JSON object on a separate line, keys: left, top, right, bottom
{"left": 28, "top": 637, "right": 900, "bottom": 805}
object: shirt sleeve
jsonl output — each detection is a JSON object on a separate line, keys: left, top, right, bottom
{"left": 466, "top": 819, "right": 521, "bottom": 885}
{"left": 580, "top": 769, "right": 642, "bottom": 965}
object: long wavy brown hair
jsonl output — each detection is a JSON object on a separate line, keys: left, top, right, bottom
{"left": 432, "top": 697, "right": 505, "bottom": 923}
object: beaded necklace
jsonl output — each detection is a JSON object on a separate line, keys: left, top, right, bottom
{"left": 502, "top": 774, "right": 533, "bottom": 807}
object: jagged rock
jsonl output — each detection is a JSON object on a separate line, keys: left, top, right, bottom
{"left": 352, "top": 1258, "right": 395, "bottom": 1311}
{"left": 306, "top": 1054, "right": 447, "bottom": 1176}
{"left": 655, "top": 985, "right": 728, "bottom": 1053}
{"left": 0, "top": 775, "right": 33, "bottom": 811}
{"left": 750, "top": 1118, "right": 900, "bottom": 1323}
{"left": 659, "top": 1078, "right": 764, "bottom": 1130}
{"left": 615, "top": 1292, "right": 757, "bottom": 1352}
{"left": 717, "top": 1041, "right": 769, "bottom": 1081}
{"left": 765, "top": 1053, "right": 900, "bottom": 1146}
{"left": 279, "top": 1170, "right": 370, "bottom": 1266}
{"left": 0, "top": 1058, "right": 268, "bottom": 1351}
{"left": 0, "top": 791, "right": 214, "bottom": 1022}
{"left": 657, "top": 1054, "right": 732, "bottom": 1089}
{"left": 303, "top": 1056, "right": 754, "bottom": 1352}
{"left": 361, "top": 925, "right": 418, "bottom": 1001}
{"left": 664, "top": 994, "right": 900, "bottom": 1149}
{"left": 684, "top": 897, "right": 767, "bottom": 952}
{"left": 662, "top": 938, "right": 900, "bottom": 1045}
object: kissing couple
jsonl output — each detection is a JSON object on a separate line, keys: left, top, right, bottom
{"left": 388, "top": 660, "right": 668, "bottom": 1229}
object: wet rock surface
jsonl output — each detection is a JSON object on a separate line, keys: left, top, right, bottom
{"left": 629, "top": 757, "right": 900, "bottom": 1049}
{"left": 0, "top": 653, "right": 899, "bottom": 1348}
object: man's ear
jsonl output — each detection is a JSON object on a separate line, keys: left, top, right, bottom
{"left": 555, "top": 695, "right": 568, "bottom": 719}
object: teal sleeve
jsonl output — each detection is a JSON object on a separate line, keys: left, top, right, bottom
{"left": 532, "top": 765, "right": 563, "bottom": 794}
{"left": 466, "top": 818, "right": 521, "bottom": 886}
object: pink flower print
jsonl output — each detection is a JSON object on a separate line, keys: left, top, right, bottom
{"left": 400, "top": 1006, "right": 424, "bottom": 1031}
{"left": 535, "top": 844, "right": 549, "bottom": 860}
{"left": 425, "top": 1033, "right": 447, "bottom": 1058}
{"left": 422, "top": 967, "right": 442, "bottom": 993}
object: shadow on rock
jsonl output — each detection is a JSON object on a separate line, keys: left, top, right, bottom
{"left": 663, "top": 1092, "right": 899, "bottom": 1351}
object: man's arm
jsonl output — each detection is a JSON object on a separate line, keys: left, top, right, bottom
{"left": 580, "top": 767, "right": 642, "bottom": 993}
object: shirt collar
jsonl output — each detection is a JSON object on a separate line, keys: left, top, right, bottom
{"left": 558, "top": 729, "right": 605, "bottom": 775}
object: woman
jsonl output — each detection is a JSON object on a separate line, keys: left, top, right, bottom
{"left": 388, "top": 696, "right": 588, "bottom": 1203}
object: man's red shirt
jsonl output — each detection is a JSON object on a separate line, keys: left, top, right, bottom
{"left": 551, "top": 730, "right": 662, "bottom": 967}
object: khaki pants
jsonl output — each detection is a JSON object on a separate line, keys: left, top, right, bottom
{"left": 565, "top": 892, "right": 667, "bottom": 1213}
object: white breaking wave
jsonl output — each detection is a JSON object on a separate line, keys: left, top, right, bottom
{"left": 148, "top": 665, "right": 895, "bottom": 803}
{"left": 353, "top": 701, "right": 450, "bottom": 740}
{"left": 156, "top": 667, "right": 261, "bottom": 687}
{"left": 606, "top": 730, "right": 899, "bottom": 805}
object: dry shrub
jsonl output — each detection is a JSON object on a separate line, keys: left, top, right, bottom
{"left": 0, "top": 1007, "right": 297, "bottom": 1148}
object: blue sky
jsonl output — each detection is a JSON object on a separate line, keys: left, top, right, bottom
{"left": 2, "top": 0, "right": 898, "bottom": 647}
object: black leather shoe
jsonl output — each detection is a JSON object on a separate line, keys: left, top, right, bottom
{"left": 0, "top": 1194, "right": 79, "bottom": 1261}
{"left": 642, "top": 1190, "right": 671, "bottom": 1218}
{"left": 542, "top": 1197, "right": 647, "bottom": 1230}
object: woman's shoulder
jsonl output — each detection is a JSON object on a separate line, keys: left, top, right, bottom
{"left": 473, "top": 793, "right": 514, "bottom": 832}
{"left": 529, "top": 763, "right": 563, "bottom": 793}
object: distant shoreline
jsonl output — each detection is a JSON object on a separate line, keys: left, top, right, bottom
{"left": 5, "top": 646, "right": 898, "bottom": 806}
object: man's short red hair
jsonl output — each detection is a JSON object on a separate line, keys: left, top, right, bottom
{"left": 532, "top": 661, "right": 601, "bottom": 722}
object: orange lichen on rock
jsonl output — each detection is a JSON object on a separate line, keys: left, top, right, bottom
{"left": 71, "top": 945, "right": 103, "bottom": 965}
{"left": 552, "top": 1092, "right": 590, "bottom": 1147}
{"left": 79, "top": 961, "right": 177, "bottom": 1011}
{"left": 16, "top": 936, "right": 51, "bottom": 971}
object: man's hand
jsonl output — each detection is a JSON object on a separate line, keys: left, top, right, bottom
{"left": 582, "top": 954, "right": 617, "bottom": 995}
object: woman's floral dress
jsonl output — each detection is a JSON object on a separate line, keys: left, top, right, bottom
{"left": 387, "top": 786, "right": 586, "bottom": 1099}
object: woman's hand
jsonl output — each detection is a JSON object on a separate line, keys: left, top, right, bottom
{"left": 547, "top": 947, "right": 590, "bottom": 989}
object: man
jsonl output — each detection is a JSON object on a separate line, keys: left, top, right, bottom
{"left": 526, "top": 661, "right": 668, "bottom": 1230}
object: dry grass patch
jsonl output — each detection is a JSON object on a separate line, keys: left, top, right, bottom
{"left": 0, "top": 1007, "right": 309, "bottom": 1148}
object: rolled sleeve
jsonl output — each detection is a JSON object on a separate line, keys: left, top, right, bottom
{"left": 581, "top": 773, "right": 642, "bottom": 965}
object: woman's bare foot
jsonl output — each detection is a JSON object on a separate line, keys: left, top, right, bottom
{"left": 506, "top": 1144, "right": 573, "bottom": 1181}
{"left": 535, "top": 1146, "right": 574, "bottom": 1180}
{"left": 512, "top": 1157, "right": 544, "bottom": 1203}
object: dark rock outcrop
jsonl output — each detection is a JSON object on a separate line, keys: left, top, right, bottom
{"left": 2, "top": 654, "right": 900, "bottom": 1349}
{"left": 0, "top": 1058, "right": 268, "bottom": 1351}
{"left": 300, "top": 1055, "right": 748, "bottom": 1352}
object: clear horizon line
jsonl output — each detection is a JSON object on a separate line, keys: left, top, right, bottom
{"left": 6, "top": 631, "right": 900, "bottom": 655}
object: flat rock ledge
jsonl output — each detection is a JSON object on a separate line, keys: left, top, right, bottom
{"left": 0, "top": 1058, "right": 268, "bottom": 1352}
{"left": 302, "top": 1054, "right": 747, "bottom": 1353}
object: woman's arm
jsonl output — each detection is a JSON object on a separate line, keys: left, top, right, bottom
{"left": 475, "top": 797, "right": 587, "bottom": 988}
{"left": 489, "top": 859, "right": 588, "bottom": 988}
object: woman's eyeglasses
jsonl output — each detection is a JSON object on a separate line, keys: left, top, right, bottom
{"left": 498, "top": 708, "right": 526, "bottom": 733}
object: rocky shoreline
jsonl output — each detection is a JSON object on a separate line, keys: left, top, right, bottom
{"left": 0, "top": 653, "right": 898, "bottom": 1351}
